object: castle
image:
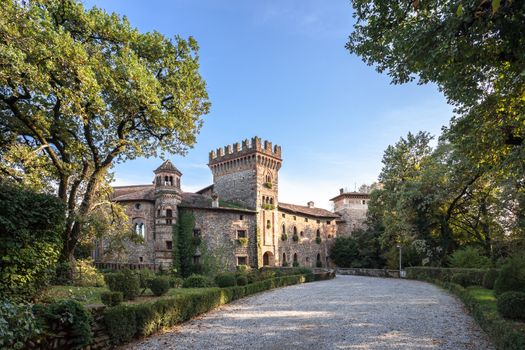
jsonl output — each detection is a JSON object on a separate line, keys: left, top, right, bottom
{"left": 97, "top": 137, "right": 369, "bottom": 270}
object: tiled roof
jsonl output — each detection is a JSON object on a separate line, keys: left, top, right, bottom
{"left": 154, "top": 160, "right": 182, "bottom": 175}
{"left": 112, "top": 185, "right": 155, "bottom": 202}
{"left": 330, "top": 192, "right": 370, "bottom": 202}
{"left": 278, "top": 203, "right": 340, "bottom": 219}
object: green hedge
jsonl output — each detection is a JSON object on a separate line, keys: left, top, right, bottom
{"left": 103, "top": 274, "right": 306, "bottom": 345}
{"left": 405, "top": 267, "right": 487, "bottom": 286}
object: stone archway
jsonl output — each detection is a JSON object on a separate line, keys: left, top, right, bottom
{"left": 263, "top": 251, "right": 274, "bottom": 266}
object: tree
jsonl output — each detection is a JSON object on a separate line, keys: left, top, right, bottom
{"left": 0, "top": 183, "right": 65, "bottom": 301}
{"left": 0, "top": 1, "right": 210, "bottom": 265}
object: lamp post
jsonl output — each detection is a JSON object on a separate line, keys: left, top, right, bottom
{"left": 396, "top": 244, "right": 403, "bottom": 276}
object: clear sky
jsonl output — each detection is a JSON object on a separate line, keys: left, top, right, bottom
{"left": 84, "top": 0, "right": 453, "bottom": 209}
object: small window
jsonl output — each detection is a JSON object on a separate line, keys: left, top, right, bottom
{"left": 362, "top": 200, "right": 366, "bottom": 205}
{"left": 306, "top": 257, "right": 310, "bottom": 263}
{"left": 135, "top": 203, "right": 141, "bottom": 209}
{"left": 300, "top": 231, "right": 304, "bottom": 237}
{"left": 239, "top": 214, "right": 244, "bottom": 221}
{"left": 139, "top": 256, "right": 143, "bottom": 263}
{"left": 326, "top": 220, "right": 331, "bottom": 225}
{"left": 316, "top": 220, "right": 320, "bottom": 224}
{"left": 282, "top": 213, "right": 286, "bottom": 218}
{"left": 266, "top": 220, "right": 271, "bottom": 229}
{"left": 282, "top": 224, "right": 286, "bottom": 234}
{"left": 166, "top": 241, "right": 173, "bottom": 250}
{"left": 316, "top": 229, "right": 321, "bottom": 238}
{"left": 193, "top": 229, "right": 201, "bottom": 238}
{"left": 166, "top": 219, "right": 172, "bottom": 225}
{"left": 193, "top": 255, "right": 201, "bottom": 265}
{"left": 293, "top": 216, "right": 296, "bottom": 221}
{"left": 237, "top": 230, "right": 247, "bottom": 238}
{"left": 237, "top": 256, "right": 247, "bottom": 266}
{"left": 328, "top": 234, "right": 332, "bottom": 238}
{"left": 166, "top": 209, "right": 173, "bottom": 217}
{"left": 157, "top": 209, "right": 161, "bottom": 216}
{"left": 305, "top": 218, "right": 308, "bottom": 222}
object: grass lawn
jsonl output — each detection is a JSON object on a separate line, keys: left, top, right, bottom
{"left": 466, "top": 286, "right": 497, "bottom": 312}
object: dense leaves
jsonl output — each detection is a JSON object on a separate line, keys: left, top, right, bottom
{"left": 0, "top": 0, "right": 210, "bottom": 263}
{"left": 0, "top": 183, "right": 65, "bottom": 301}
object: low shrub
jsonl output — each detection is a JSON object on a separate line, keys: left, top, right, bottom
{"left": 448, "top": 247, "right": 491, "bottom": 268}
{"left": 100, "top": 291, "right": 123, "bottom": 307}
{"left": 215, "top": 273, "right": 237, "bottom": 288}
{"left": 296, "top": 267, "right": 314, "bottom": 282}
{"left": 182, "top": 274, "right": 215, "bottom": 288}
{"left": 73, "top": 258, "right": 105, "bottom": 287}
{"left": 482, "top": 269, "right": 500, "bottom": 290}
{"left": 405, "top": 267, "right": 486, "bottom": 285}
{"left": 292, "top": 261, "right": 299, "bottom": 267}
{"left": 497, "top": 292, "right": 525, "bottom": 321}
{"left": 236, "top": 275, "right": 248, "bottom": 286}
{"left": 104, "top": 305, "right": 137, "bottom": 345}
{"left": 494, "top": 255, "right": 525, "bottom": 296}
{"left": 281, "top": 233, "right": 288, "bottom": 241}
{"left": 0, "top": 300, "right": 42, "bottom": 350}
{"left": 451, "top": 272, "right": 478, "bottom": 287}
{"left": 104, "top": 269, "right": 140, "bottom": 300}
{"left": 169, "top": 276, "right": 183, "bottom": 288}
{"left": 147, "top": 277, "right": 170, "bottom": 296}
{"left": 292, "top": 233, "right": 299, "bottom": 242}
{"left": 40, "top": 299, "right": 94, "bottom": 348}
{"left": 135, "top": 269, "right": 155, "bottom": 290}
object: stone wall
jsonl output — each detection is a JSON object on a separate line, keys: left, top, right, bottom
{"left": 213, "top": 168, "right": 257, "bottom": 209}
{"left": 277, "top": 211, "right": 338, "bottom": 268}
{"left": 186, "top": 208, "right": 258, "bottom": 270}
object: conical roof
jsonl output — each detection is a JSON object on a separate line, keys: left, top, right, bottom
{"left": 154, "top": 160, "right": 182, "bottom": 175}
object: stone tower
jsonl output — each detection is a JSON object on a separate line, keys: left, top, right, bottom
{"left": 153, "top": 160, "right": 182, "bottom": 267}
{"left": 208, "top": 136, "right": 282, "bottom": 266}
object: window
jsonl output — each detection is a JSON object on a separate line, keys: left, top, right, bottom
{"left": 362, "top": 200, "right": 366, "bottom": 205}
{"left": 166, "top": 241, "right": 173, "bottom": 250}
{"left": 326, "top": 220, "right": 331, "bottom": 225}
{"left": 293, "top": 253, "right": 298, "bottom": 263}
{"left": 133, "top": 220, "right": 145, "bottom": 237}
{"left": 239, "top": 214, "right": 244, "bottom": 221}
{"left": 316, "top": 220, "right": 320, "bottom": 224}
{"left": 306, "top": 257, "right": 310, "bottom": 263}
{"left": 193, "top": 229, "right": 201, "bottom": 238}
{"left": 282, "top": 213, "right": 286, "bottom": 218}
{"left": 305, "top": 218, "right": 308, "bottom": 222}
{"left": 317, "top": 253, "right": 321, "bottom": 262}
{"left": 293, "top": 226, "right": 297, "bottom": 235}
{"left": 193, "top": 255, "right": 201, "bottom": 265}
{"left": 166, "top": 218, "right": 172, "bottom": 225}
{"left": 157, "top": 209, "right": 161, "bottom": 216}
{"left": 237, "top": 256, "right": 247, "bottom": 266}
{"left": 266, "top": 220, "right": 271, "bottom": 229}
{"left": 139, "top": 256, "right": 143, "bottom": 263}
{"left": 316, "top": 229, "right": 321, "bottom": 238}
{"left": 282, "top": 224, "right": 286, "bottom": 234}
{"left": 237, "top": 230, "right": 246, "bottom": 238}
{"left": 293, "top": 216, "right": 296, "bottom": 221}
{"left": 300, "top": 231, "right": 304, "bottom": 237}
{"left": 135, "top": 203, "right": 141, "bottom": 209}
{"left": 166, "top": 209, "right": 173, "bottom": 217}
{"left": 282, "top": 252, "right": 287, "bottom": 263}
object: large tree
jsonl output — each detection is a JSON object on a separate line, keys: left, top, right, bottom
{"left": 0, "top": 0, "right": 210, "bottom": 264}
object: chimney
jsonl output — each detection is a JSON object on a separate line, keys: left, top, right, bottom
{"left": 307, "top": 201, "right": 314, "bottom": 208}
{"left": 211, "top": 193, "right": 219, "bottom": 208}
{"left": 339, "top": 188, "right": 344, "bottom": 195}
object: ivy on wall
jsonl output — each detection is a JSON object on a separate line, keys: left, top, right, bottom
{"left": 172, "top": 211, "right": 197, "bottom": 278}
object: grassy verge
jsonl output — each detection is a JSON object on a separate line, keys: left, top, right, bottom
{"left": 420, "top": 279, "right": 525, "bottom": 350}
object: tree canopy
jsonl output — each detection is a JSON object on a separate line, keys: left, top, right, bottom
{"left": 0, "top": 0, "right": 210, "bottom": 262}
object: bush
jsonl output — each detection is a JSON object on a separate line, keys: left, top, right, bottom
{"left": 135, "top": 269, "right": 155, "bottom": 290}
{"left": 40, "top": 300, "right": 94, "bottom": 348}
{"left": 296, "top": 267, "right": 314, "bottom": 282}
{"left": 182, "top": 274, "right": 215, "bottom": 288}
{"left": 104, "top": 269, "right": 140, "bottom": 300}
{"left": 448, "top": 247, "right": 491, "bottom": 268}
{"left": 236, "top": 238, "right": 248, "bottom": 246}
{"left": 147, "top": 277, "right": 170, "bottom": 296}
{"left": 236, "top": 275, "right": 248, "bottom": 286}
{"left": 451, "top": 273, "right": 477, "bottom": 287}
{"left": 0, "top": 300, "right": 42, "bottom": 350}
{"left": 215, "top": 273, "right": 236, "bottom": 288}
{"left": 483, "top": 269, "right": 500, "bottom": 290}
{"left": 292, "top": 233, "right": 299, "bottom": 242}
{"left": 405, "top": 267, "right": 487, "bottom": 284}
{"left": 494, "top": 254, "right": 525, "bottom": 296}
{"left": 73, "top": 258, "right": 105, "bottom": 287}
{"left": 104, "top": 305, "right": 137, "bottom": 345}
{"left": 315, "top": 237, "right": 322, "bottom": 244}
{"left": 292, "top": 261, "right": 299, "bottom": 267}
{"left": 169, "top": 276, "right": 183, "bottom": 288}
{"left": 281, "top": 233, "right": 287, "bottom": 241}
{"left": 100, "top": 292, "right": 123, "bottom": 307}
{"left": 497, "top": 292, "right": 525, "bottom": 321}
{"left": 0, "top": 184, "right": 65, "bottom": 301}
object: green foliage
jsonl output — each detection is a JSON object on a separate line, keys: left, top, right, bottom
{"left": 104, "top": 270, "right": 140, "bottom": 300}
{"left": 182, "top": 274, "right": 215, "bottom": 288}
{"left": 0, "top": 183, "right": 65, "bottom": 301}
{"left": 147, "top": 277, "right": 170, "bottom": 297}
{"left": 174, "top": 211, "right": 198, "bottom": 278}
{"left": 168, "top": 276, "right": 183, "bottom": 288}
{"left": 483, "top": 269, "right": 500, "bottom": 290}
{"left": 236, "top": 275, "right": 248, "bottom": 286}
{"left": 135, "top": 269, "right": 155, "bottom": 290}
{"left": 104, "top": 305, "right": 137, "bottom": 345}
{"left": 100, "top": 292, "right": 123, "bottom": 307}
{"left": 330, "top": 237, "right": 360, "bottom": 268}
{"left": 214, "top": 273, "right": 236, "bottom": 288}
{"left": 315, "top": 236, "right": 322, "bottom": 244}
{"left": 281, "top": 233, "right": 288, "bottom": 241}
{"left": 449, "top": 247, "right": 491, "bottom": 269}
{"left": 237, "top": 237, "right": 248, "bottom": 246}
{"left": 73, "top": 258, "right": 105, "bottom": 287}
{"left": 406, "top": 267, "right": 487, "bottom": 285}
{"left": 41, "top": 300, "right": 94, "bottom": 348}
{"left": 262, "top": 203, "right": 275, "bottom": 210}
{"left": 494, "top": 255, "right": 525, "bottom": 296}
{"left": 0, "top": 0, "right": 210, "bottom": 263}
{"left": 497, "top": 292, "right": 525, "bottom": 321}
{"left": 292, "top": 232, "right": 299, "bottom": 242}
{"left": 292, "top": 261, "right": 299, "bottom": 267}
{"left": 451, "top": 272, "right": 480, "bottom": 287}
{"left": 0, "top": 301, "right": 41, "bottom": 350}
{"left": 264, "top": 182, "right": 273, "bottom": 189}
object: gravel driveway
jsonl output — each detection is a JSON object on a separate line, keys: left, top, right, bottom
{"left": 126, "top": 275, "right": 494, "bottom": 350}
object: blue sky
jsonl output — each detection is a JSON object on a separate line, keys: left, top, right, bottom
{"left": 84, "top": 0, "right": 453, "bottom": 209}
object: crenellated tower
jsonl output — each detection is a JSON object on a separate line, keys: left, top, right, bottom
{"left": 208, "top": 136, "right": 282, "bottom": 266}
{"left": 153, "top": 160, "right": 182, "bottom": 267}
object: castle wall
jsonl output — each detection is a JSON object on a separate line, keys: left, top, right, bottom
{"left": 186, "top": 208, "right": 258, "bottom": 270}
{"left": 334, "top": 196, "right": 369, "bottom": 236}
{"left": 213, "top": 169, "right": 257, "bottom": 209}
{"left": 277, "top": 211, "right": 337, "bottom": 268}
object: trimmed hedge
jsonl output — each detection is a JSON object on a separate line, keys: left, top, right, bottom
{"left": 494, "top": 255, "right": 525, "bottom": 296}
{"left": 182, "top": 274, "right": 215, "bottom": 288}
{"left": 147, "top": 277, "right": 170, "bottom": 296}
{"left": 482, "top": 269, "right": 500, "bottom": 290}
{"left": 405, "top": 267, "right": 486, "bottom": 285}
{"left": 103, "top": 274, "right": 307, "bottom": 345}
{"left": 497, "top": 292, "right": 525, "bottom": 321}
{"left": 215, "top": 273, "right": 236, "bottom": 288}
{"left": 101, "top": 291, "right": 123, "bottom": 306}
{"left": 104, "top": 270, "right": 140, "bottom": 300}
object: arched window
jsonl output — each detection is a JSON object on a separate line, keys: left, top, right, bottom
{"left": 293, "top": 226, "right": 297, "bottom": 235}
{"left": 317, "top": 253, "right": 321, "bottom": 262}
{"left": 133, "top": 219, "right": 146, "bottom": 238}
{"left": 266, "top": 219, "right": 271, "bottom": 229}
{"left": 270, "top": 198, "right": 274, "bottom": 205}
{"left": 282, "top": 224, "right": 286, "bottom": 234}
{"left": 300, "top": 231, "right": 304, "bottom": 237}
{"left": 166, "top": 209, "right": 173, "bottom": 225}
{"left": 293, "top": 253, "right": 298, "bottom": 263}
{"left": 139, "top": 223, "right": 145, "bottom": 237}
{"left": 282, "top": 252, "right": 287, "bottom": 264}
{"left": 316, "top": 229, "right": 321, "bottom": 238}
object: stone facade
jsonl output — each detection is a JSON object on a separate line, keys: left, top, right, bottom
{"left": 100, "top": 137, "right": 368, "bottom": 270}
{"left": 331, "top": 189, "right": 369, "bottom": 236}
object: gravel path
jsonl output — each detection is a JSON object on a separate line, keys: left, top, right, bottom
{"left": 126, "top": 275, "right": 494, "bottom": 350}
